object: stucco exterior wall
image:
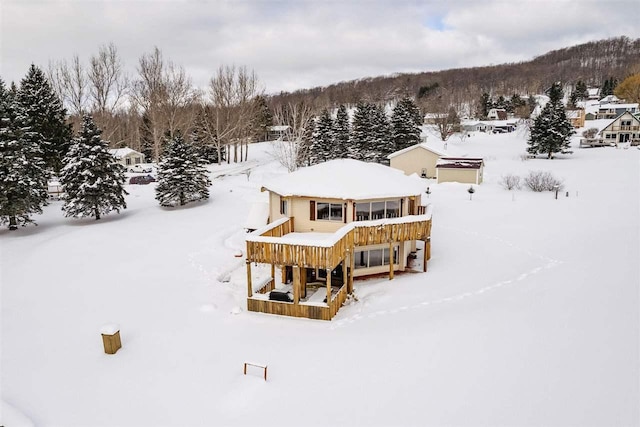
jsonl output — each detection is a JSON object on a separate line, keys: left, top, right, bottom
{"left": 390, "top": 147, "right": 440, "bottom": 178}
{"left": 437, "top": 168, "right": 481, "bottom": 184}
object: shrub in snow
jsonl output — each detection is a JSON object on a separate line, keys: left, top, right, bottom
{"left": 60, "top": 115, "right": 128, "bottom": 220}
{"left": 155, "top": 131, "right": 211, "bottom": 207}
{"left": 524, "top": 170, "right": 563, "bottom": 192}
{"left": 499, "top": 174, "right": 521, "bottom": 190}
{"left": 582, "top": 128, "right": 599, "bottom": 139}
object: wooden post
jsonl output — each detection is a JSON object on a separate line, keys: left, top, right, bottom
{"left": 423, "top": 239, "right": 428, "bottom": 272}
{"left": 293, "top": 266, "right": 300, "bottom": 304}
{"left": 389, "top": 242, "right": 394, "bottom": 280}
{"left": 301, "top": 267, "right": 307, "bottom": 299}
{"left": 246, "top": 260, "right": 253, "bottom": 297}
{"left": 342, "top": 257, "right": 348, "bottom": 287}
{"left": 349, "top": 249, "right": 355, "bottom": 294}
{"left": 281, "top": 266, "right": 287, "bottom": 284}
{"left": 270, "top": 264, "right": 275, "bottom": 282}
{"left": 326, "top": 269, "right": 332, "bottom": 305}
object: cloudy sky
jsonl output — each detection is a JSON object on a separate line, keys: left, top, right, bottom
{"left": 1, "top": 0, "right": 639, "bottom": 94}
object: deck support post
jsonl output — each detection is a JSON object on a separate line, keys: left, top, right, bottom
{"left": 389, "top": 242, "right": 394, "bottom": 280}
{"left": 342, "top": 257, "right": 348, "bottom": 288}
{"left": 348, "top": 249, "right": 355, "bottom": 294}
{"left": 326, "top": 268, "right": 332, "bottom": 306}
{"left": 301, "top": 267, "right": 307, "bottom": 298}
{"left": 423, "top": 239, "right": 428, "bottom": 272}
{"left": 271, "top": 264, "right": 275, "bottom": 283}
{"left": 293, "top": 266, "right": 300, "bottom": 304}
{"left": 246, "top": 260, "right": 253, "bottom": 297}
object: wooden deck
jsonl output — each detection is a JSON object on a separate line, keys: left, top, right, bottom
{"left": 245, "top": 212, "right": 432, "bottom": 320}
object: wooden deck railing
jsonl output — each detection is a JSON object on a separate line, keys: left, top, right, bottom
{"left": 246, "top": 214, "right": 432, "bottom": 271}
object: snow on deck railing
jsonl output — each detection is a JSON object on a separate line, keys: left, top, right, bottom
{"left": 246, "top": 204, "right": 433, "bottom": 248}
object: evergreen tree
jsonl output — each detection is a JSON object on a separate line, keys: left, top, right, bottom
{"left": 139, "top": 112, "right": 154, "bottom": 161}
{"left": 601, "top": 77, "right": 618, "bottom": 97}
{"left": 332, "top": 104, "right": 350, "bottom": 159}
{"left": 479, "top": 93, "right": 491, "bottom": 118}
{"left": 309, "top": 109, "right": 333, "bottom": 164}
{"left": 60, "top": 115, "right": 127, "bottom": 220}
{"left": 349, "top": 102, "right": 373, "bottom": 161}
{"left": 17, "top": 64, "right": 72, "bottom": 174}
{"left": 251, "top": 95, "right": 273, "bottom": 142}
{"left": 0, "top": 79, "right": 50, "bottom": 230}
{"left": 155, "top": 131, "right": 211, "bottom": 207}
{"left": 574, "top": 80, "right": 589, "bottom": 100}
{"left": 391, "top": 97, "right": 422, "bottom": 153}
{"left": 370, "top": 104, "right": 393, "bottom": 163}
{"left": 527, "top": 82, "right": 574, "bottom": 159}
{"left": 191, "top": 110, "right": 223, "bottom": 164}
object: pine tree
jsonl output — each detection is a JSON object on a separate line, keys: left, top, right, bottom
{"left": 60, "top": 115, "right": 127, "bottom": 220}
{"left": 527, "top": 82, "right": 574, "bottom": 159}
{"left": 0, "top": 79, "right": 50, "bottom": 230}
{"left": 575, "top": 80, "right": 588, "bottom": 100}
{"left": 155, "top": 131, "right": 211, "bottom": 207}
{"left": 479, "top": 93, "right": 491, "bottom": 119}
{"left": 251, "top": 95, "right": 273, "bottom": 142}
{"left": 191, "top": 110, "right": 223, "bottom": 164}
{"left": 370, "top": 104, "right": 393, "bottom": 163}
{"left": 349, "top": 102, "right": 373, "bottom": 161}
{"left": 391, "top": 97, "right": 422, "bottom": 153}
{"left": 309, "top": 109, "right": 333, "bottom": 164}
{"left": 139, "top": 112, "right": 154, "bottom": 161}
{"left": 332, "top": 104, "right": 350, "bottom": 159}
{"left": 17, "top": 64, "right": 72, "bottom": 174}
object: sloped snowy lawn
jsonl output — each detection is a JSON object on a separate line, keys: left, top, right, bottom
{"left": 1, "top": 138, "right": 638, "bottom": 426}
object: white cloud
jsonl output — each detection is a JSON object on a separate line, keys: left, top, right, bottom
{"left": 1, "top": 0, "right": 638, "bottom": 94}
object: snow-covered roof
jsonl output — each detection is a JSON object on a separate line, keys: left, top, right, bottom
{"left": 436, "top": 157, "right": 484, "bottom": 169}
{"left": 597, "top": 103, "right": 638, "bottom": 110}
{"left": 244, "top": 202, "right": 270, "bottom": 230}
{"left": 599, "top": 95, "right": 620, "bottom": 104}
{"left": 566, "top": 109, "right": 583, "bottom": 119}
{"left": 268, "top": 125, "right": 290, "bottom": 132}
{"left": 599, "top": 111, "right": 640, "bottom": 134}
{"left": 387, "top": 142, "right": 448, "bottom": 159}
{"left": 261, "top": 159, "right": 428, "bottom": 200}
{"left": 108, "top": 147, "right": 143, "bottom": 159}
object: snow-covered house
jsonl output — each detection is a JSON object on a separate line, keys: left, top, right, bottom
{"left": 598, "top": 94, "right": 621, "bottom": 105}
{"left": 267, "top": 125, "right": 290, "bottom": 141}
{"left": 462, "top": 121, "right": 494, "bottom": 133}
{"left": 387, "top": 142, "right": 448, "bottom": 179}
{"left": 436, "top": 158, "right": 484, "bottom": 185}
{"left": 566, "top": 108, "right": 586, "bottom": 128}
{"left": 487, "top": 108, "right": 507, "bottom": 120}
{"left": 245, "top": 159, "right": 433, "bottom": 320}
{"left": 587, "top": 87, "right": 600, "bottom": 100}
{"left": 594, "top": 103, "right": 639, "bottom": 120}
{"left": 109, "top": 147, "right": 145, "bottom": 168}
{"left": 598, "top": 111, "right": 640, "bottom": 146}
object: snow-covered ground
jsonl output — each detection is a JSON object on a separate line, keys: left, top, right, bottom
{"left": 2, "top": 131, "right": 639, "bottom": 426}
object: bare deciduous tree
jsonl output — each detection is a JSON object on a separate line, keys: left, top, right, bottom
{"left": 208, "top": 65, "right": 262, "bottom": 164}
{"left": 269, "top": 102, "right": 314, "bottom": 172}
{"left": 47, "top": 54, "right": 88, "bottom": 116}
{"left": 88, "top": 43, "right": 129, "bottom": 114}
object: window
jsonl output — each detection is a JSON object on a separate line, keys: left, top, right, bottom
{"left": 316, "top": 202, "right": 343, "bottom": 221}
{"left": 135, "top": 157, "right": 142, "bottom": 164}
{"left": 125, "top": 158, "right": 132, "bottom": 165}
{"left": 621, "top": 120, "right": 632, "bottom": 127}
{"left": 354, "top": 246, "right": 399, "bottom": 269}
{"left": 280, "top": 198, "right": 288, "bottom": 215}
{"left": 354, "top": 200, "right": 401, "bottom": 221}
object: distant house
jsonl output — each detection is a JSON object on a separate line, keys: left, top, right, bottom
{"left": 598, "top": 95, "right": 621, "bottom": 105}
{"left": 594, "top": 103, "right": 639, "bottom": 120}
{"left": 462, "top": 121, "right": 494, "bottom": 133}
{"left": 566, "top": 108, "right": 586, "bottom": 128}
{"left": 109, "top": 147, "right": 145, "bottom": 167}
{"left": 267, "top": 125, "right": 290, "bottom": 141}
{"left": 387, "top": 142, "right": 449, "bottom": 179}
{"left": 598, "top": 111, "right": 640, "bottom": 146}
{"left": 487, "top": 108, "right": 507, "bottom": 120}
{"left": 587, "top": 88, "right": 600, "bottom": 100}
{"left": 436, "top": 158, "right": 484, "bottom": 185}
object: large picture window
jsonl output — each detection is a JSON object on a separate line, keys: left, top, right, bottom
{"left": 355, "top": 246, "right": 399, "bottom": 269}
{"left": 317, "top": 202, "right": 343, "bottom": 221}
{"left": 355, "top": 200, "right": 401, "bottom": 221}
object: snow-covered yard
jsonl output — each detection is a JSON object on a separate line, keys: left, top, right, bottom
{"left": 2, "top": 132, "right": 639, "bottom": 426}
